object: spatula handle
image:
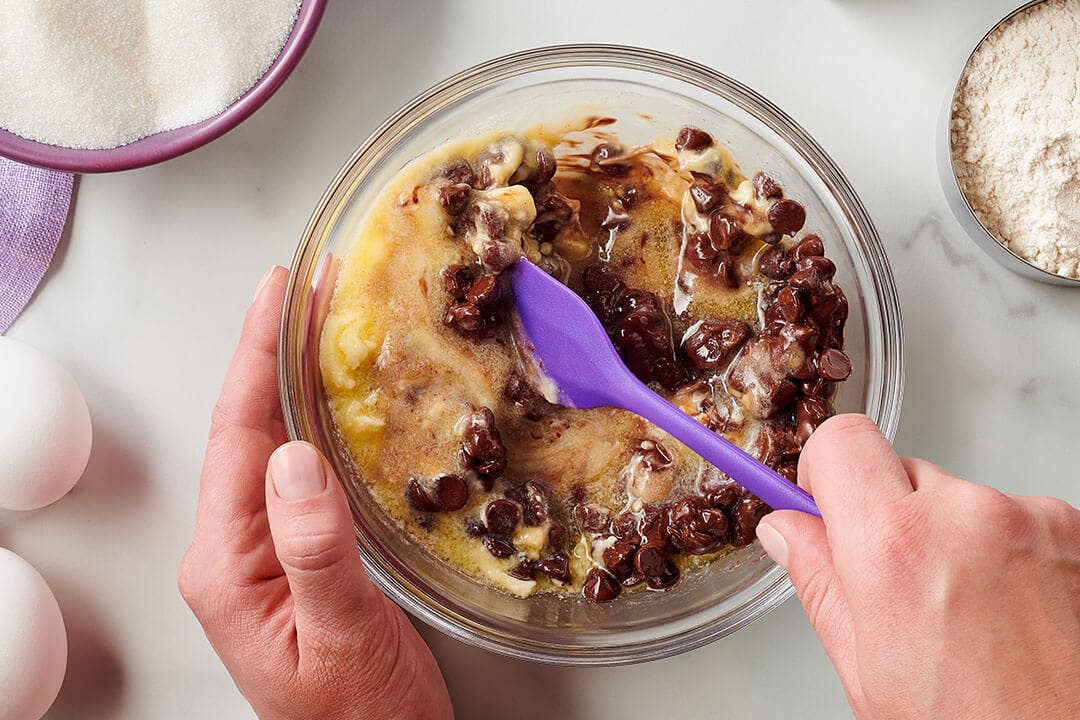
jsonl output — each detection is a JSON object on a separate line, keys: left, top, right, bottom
{"left": 617, "top": 373, "right": 821, "bottom": 517}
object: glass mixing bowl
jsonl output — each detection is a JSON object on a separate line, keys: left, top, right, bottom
{"left": 280, "top": 45, "right": 904, "bottom": 666}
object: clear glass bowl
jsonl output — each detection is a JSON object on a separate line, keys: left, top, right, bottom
{"left": 280, "top": 45, "right": 904, "bottom": 666}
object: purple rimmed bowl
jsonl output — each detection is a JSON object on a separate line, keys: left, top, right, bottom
{"left": 0, "top": 0, "right": 327, "bottom": 174}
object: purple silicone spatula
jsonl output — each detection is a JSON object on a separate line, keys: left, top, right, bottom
{"left": 510, "top": 259, "right": 820, "bottom": 517}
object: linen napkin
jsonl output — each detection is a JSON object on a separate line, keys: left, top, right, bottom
{"left": 0, "top": 158, "right": 73, "bottom": 332}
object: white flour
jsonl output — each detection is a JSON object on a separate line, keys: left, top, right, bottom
{"left": 950, "top": 0, "right": 1080, "bottom": 279}
{"left": 0, "top": 0, "right": 300, "bottom": 150}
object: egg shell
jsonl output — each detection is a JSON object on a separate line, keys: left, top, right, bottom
{"left": 0, "top": 548, "right": 68, "bottom": 720}
{"left": 0, "top": 338, "right": 92, "bottom": 511}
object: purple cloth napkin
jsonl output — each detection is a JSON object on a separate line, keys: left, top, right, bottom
{"left": 0, "top": 158, "right": 73, "bottom": 333}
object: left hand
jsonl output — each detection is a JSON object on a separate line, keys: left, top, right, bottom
{"left": 178, "top": 266, "right": 454, "bottom": 720}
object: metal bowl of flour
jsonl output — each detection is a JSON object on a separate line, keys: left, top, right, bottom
{"left": 937, "top": 0, "right": 1080, "bottom": 287}
{"left": 0, "top": 0, "right": 326, "bottom": 174}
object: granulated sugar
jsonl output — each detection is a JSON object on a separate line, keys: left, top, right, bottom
{"left": 0, "top": 0, "right": 301, "bottom": 150}
{"left": 950, "top": 0, "right": 1080, "bottom": 279}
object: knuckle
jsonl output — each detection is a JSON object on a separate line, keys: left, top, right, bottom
{"left": 1029, "top": 496, "right": 1080, "bottom": 542}
{"left": 971, "top": 485, "right": 1028, "bottom": 527}
{"left": 277, "top": 526, "right": 348, "bottom": 573}
{"left": 815, "top": 413, "right": 879, "bottom": 443}
{"left": 950, "top": 485, "right": 1035, "bottom": 549}
{"left": 801, "top": 414, "right": 880, "bottom": 463}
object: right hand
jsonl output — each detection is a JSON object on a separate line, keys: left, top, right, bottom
{"left": 758, "top": 414, "right": 1080, "bottom": 719}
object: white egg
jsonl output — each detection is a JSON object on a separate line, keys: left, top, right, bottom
{"left": 0, "top": 338, "right": 92, "bottom": 511}
{"left": 0, "top": 548, "right": 68, "bottom": 720}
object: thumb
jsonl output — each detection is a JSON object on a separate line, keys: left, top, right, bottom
{"left": 265, "top": 441, "right": 388, "bottom": 646}
{"left": 758, "top": 510, "right": 862, "bottom": 706}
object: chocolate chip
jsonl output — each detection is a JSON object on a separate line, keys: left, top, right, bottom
{"left": 522, "top": 480, "right": 550, "bottom": 526}
{"left": 714, "top": 253, "right": 739, "bottom": 289}
{"left": 465, "top": 273, "right": 501, "bottom": 305}
{"left": 768, "top": 199, "right": 806, "bottom": 235}
{"left": 582, "top": 263, "right": 624, "bottom": 294}
{"left": 591, "top": 143, "right": 630, "bottom": 175}
{"left": 811, "top": 292, "right": 848, "bottom": 329}
{"left": 602, "top": 538, "right": 639, "bottom": 579}
{"left": 752, "top": 423, "right": 801, "bottom": 468}
{"left": 482, "top": 533, "right": 516, "bottom": 558}
{"left": 686, "top": 232, "right": 719, "bottom": 271}
{"left": 433, "top": 473, "right": 469, "bottom": 511}
{"left": 634, "top": 546, "right": 679, "bottom": 589}
{"left": 444, "top": 159, "right": 476, "bottom": 186}
{"left": 538, "top": 553, "right": 571, "bottom": 584}
{"left": 709, "top": 214, "right": 748, "bottom": 252}
{"left": 574, "top": 503, "right": 613, "bottom": 533}
{"left": 727, "top": 335, "right": 804, "bottom": 418}
{"left": 464, "top": 518, "right": 487, "bottom": 537}
{"left": 758, "top": 244, "right": 794, "bottom": 280}
{"left": 689, "top": 181, "right": 726, "bottom": 213}
{"left": 611, "top": 512, "right": 639, "bottom": 540}
{"left": 406, "top": 478, "right": 439, "bottom": 512}
{"left": 682, "top": 318, "right": 751, "bottom": 371}
{"left": 667, "top": 497, "right": 730, "bottom": 555}
{"left": 504, "top": 373, "right": 553, "bottom": 421}
{"left": 613, "top": 308, "right": 672, "bottom": 384}
{"left": 460, "top": 408, "right": 507, "bottom": 487}
{"left": 612, "top": 288, "right": 661, "bottom": 317}
{"left": 533, "top": 149, "right": 556, "bottom": 186}
{"left": 792, "top": 234, "right": 824, "bottom": 262}
{"left": 780, "top": 323, "right": 820, "bottom": 353}
{"left": 801, "top": 377, "right": 835, "bottom": 399}
{"left": 796, "top": 396, "right": 832, "bottom": 446}
{"left": 675, "top": 127, "right": 714, "bottom": 153}
{"left": 651, "top": 356, "right": 690, "bottom": 391}
{"left": 753, "top": 172, "right": 783, "bottom": 200}
{"left": 788, "top": 267, "right": 828, "bottom": 294}
{"left": 485, "top": 499, "right": 521, "bottom": 535}
{"left": 582, "top": 568, "right": 621, "bottom": 603}
{"left": 731, "top": 497, "right": 771, "bottom": 547}
{"left": 704, "top": 484, "right": 742, "bottom": 511}
{"left": 796, "top": 254, "right": 836, "bottom": 280}
{"left": 548, "top": 522, "right": 567, "bottom": 550}
{"left": 637, "top": 507, "right": 670, "bottom": 548}
{"left": 816, "top": 348, "right": 852, "bottom": 382}
{"left": 439, "top": 183, "right": 471, "bottom": 214}
{"left": 509, "top": 560, "right": 536, "bottom": 581}
{"left": 442, "top": 264, "right": 475, "bottom": 298}
{"left": 443, "top": 301, "right": 483, "bottom": 333}
{"left": 533, "top": 186, "right": 574, "bottom": 228}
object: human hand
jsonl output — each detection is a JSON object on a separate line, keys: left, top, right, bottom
{"left": 758, "top": 414, "right": 1080, "bottom": 719}
{"left": 179, "top": 266, "right": 453, "bottom": 720}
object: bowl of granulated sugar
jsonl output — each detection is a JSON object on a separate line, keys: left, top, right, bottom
{"left": 0, "top": 0, "right": 326, "bottom": 173}
{"left": 940, "top": 0, "right": 1080, "bottom": 286}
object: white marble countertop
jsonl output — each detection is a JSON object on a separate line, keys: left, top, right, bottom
{"left": 5, "top": 1, "right": 1078, "bottom": 718}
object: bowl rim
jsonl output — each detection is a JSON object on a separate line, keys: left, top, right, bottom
{"left": 939, "top": 0, "right": 1080, "bottom": 287}
{"left": 281, "top": 43, "right": 906, "bottom": 665}
{"left": 0, "top": 0, "right": 327, "bottom": 174}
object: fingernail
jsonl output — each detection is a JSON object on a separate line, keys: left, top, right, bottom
{"left": 270, "top": 443, "right": 328, "bottom": 501}
{"left": 252, "top": 266, "right": 276, "bottom": 303}
{"left": 756, "top": 518, "right": 789, "bottom": 570}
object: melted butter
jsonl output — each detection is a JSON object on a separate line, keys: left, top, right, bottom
{"left": 321, "top": 123, "right": 790, "bottom": 598}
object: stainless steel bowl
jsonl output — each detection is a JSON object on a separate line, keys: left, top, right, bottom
{"left": 937, "top": 0, "right": 1080, "bottom": 287}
